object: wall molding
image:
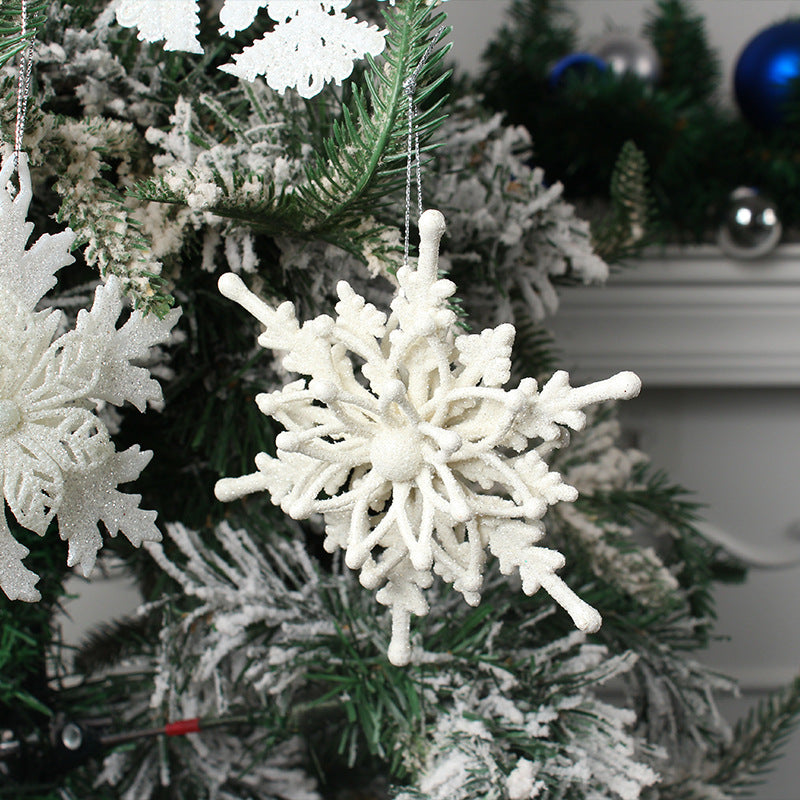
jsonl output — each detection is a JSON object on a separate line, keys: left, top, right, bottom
{"left": 694, "top": 521, "right": 800, "bottom": 569}
{"left": 717, "top": 666, "right": 800, "bottom": 693}
{"left": 549, "top": 245, "right": 800, "bottom": 386}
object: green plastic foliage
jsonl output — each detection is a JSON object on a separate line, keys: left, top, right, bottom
{"left": 644, "top": 0, "right": 720, "bottom": 106}
{"left": 133, "top": 0, "right": 452, "bottom": 270}
{"left": 0, "top": 0, "right": 47, "bottom": 70}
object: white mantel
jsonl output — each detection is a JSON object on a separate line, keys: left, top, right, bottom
{"left": 548, "top": 244, "right": 800, "bottom": 705}
{"left": 549, "top": 245, "right": 800, "bottom": 387}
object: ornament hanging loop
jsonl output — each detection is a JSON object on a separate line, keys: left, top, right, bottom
{"left": 402, "top": 23, "right": 447, "bottom": 269}
{"left": 14, "top": 0, "right": 35, "bottom": 176}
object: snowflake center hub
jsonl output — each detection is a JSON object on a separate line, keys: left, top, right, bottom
{"left": 0, "top": 399, "right": 21, "bottom": 438}
{"left": 370, "top": 428, "right": 423, "bottom": 483}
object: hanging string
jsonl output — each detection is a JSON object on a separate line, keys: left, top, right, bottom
{"left": 402, "top": 23, "right": 447, "bottom": 269}
{"left": 14, "top": 0, "right": 35, "bottom": 172}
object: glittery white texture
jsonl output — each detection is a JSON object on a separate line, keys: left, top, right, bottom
{"left": 68, "top": 277, "right": 179, "bottom": 413}
{"left": 219, "top": 0, "right": 270, "bottom": 37}
{"left": 220, "top": 1, "right": 387, "bottom": 97}
{"left": 115, "top": 0, "right": 387, "bottom": 98}
{"left": 58, "top": 446, "right": 158, "bottom": 575}
{"left": 215, "top": 209, "right": 640, "bottom": 665}
{"left": 116, "top": 0, "right": 204, "bottom": 54}
{"left": 0, "top": 155, "right": 179, "bottom": 601}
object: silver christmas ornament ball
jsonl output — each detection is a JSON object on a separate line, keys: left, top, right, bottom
{"left": 590, "top": 32, "right": 661, "bottom": 85}
{"left": 717, "top": 188, "right": 782, "bottom": 259}
{"left": 60, "top": 722, "right": 84, "bottom": 751}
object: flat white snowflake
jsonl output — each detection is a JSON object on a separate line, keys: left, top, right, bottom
{"left": 0, "top": 154, "right": 180, "bottom": 602}
{"left": 215, "top": 209, "right": 640, "bottom": 665}
{"left": 220, "top": 1, "right": 387, "bottom": 96}
{"left": 116, "top": 0, "right": 388, "bottom": 98}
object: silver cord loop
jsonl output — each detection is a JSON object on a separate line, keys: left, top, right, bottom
{"left": 14, "top": 0, "right": 35, "bottom": 173}
{"left": 402, "top": 23, "right": 446, "bottom": 269}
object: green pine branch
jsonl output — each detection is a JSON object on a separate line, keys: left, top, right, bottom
{"left": 592, "top": 140, "right": 652, "bottom": 262}
{"left": 711, "top": 677, "right": 800, "bottom": 796}
{"left": 644, "top": 0, "right": 721, "bottom": 107}
{"left": 656, "top": 677, "right": 800, "bottom": 799}
{"left": 47, "top": 115, "right": 176, "bottom": 317}
{"left": 295, "top": 2, "right": 450, "bottom": 228}
{"left": 0, "top": 0, "right": 47, "bottom": 70}
{"left": 579, "top": 463, "right": 745, "bottom": 622}
{"left": 479, "top": 0, "right": 577, "bottom": 100}
{"left": 133, "top": 0, "right": 451, "bottom": 264}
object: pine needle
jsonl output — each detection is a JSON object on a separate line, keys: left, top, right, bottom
{"left": 0, "top": 0, "right": 47, "bottom": 70}
{"left": 712, "top": 676, "right": 800, "bottom": 796}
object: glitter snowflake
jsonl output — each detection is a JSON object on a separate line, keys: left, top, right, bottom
{"left": 0, "top": 154, "right": 180, "bottom": 602}
{"left": 215, "top": 210, "right": 640, "bottom": 665}
{"left": 115, "top": 0, "right": 204, "bottom": 54}
{"left": 116, "top": 0, "right": 388, "bottom": 98}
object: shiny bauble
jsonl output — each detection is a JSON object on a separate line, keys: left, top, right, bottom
{"left": 734, "top": 20, "right": 800, "bottom": 129}
{"left": 590, "top": 32, "right": 660, "bottom": 85}
{"left": 60, "top": 722, "right": 84, "bottom": 751}
{"left": 547, "top": 52, "right": 606, "bottom": 89}
{"left": 717, "top": 188, "right": 782, "bottom": 259}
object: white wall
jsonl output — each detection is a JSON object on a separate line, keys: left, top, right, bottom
{"left": 441, "top": 0, "right": 511, "bottom": 74}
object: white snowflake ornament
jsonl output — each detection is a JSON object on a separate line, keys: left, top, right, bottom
{"left": 220, "top": 1, "right": 387, "bottom": 97}
{"left": 0, "top": 154, "right": 180, "bottom": 602}
{"left": 215, "top": 210, "right": 641, "bottom": 665}
{"left": 116, "top": 0, "right": 387, "bottom": 99}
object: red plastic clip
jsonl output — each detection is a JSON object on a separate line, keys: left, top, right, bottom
{"left": 164, "top": 717, "right": 201, "bottom": 737}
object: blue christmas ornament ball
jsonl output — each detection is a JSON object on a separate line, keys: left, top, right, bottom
{"left": 548, "top": 52, "right": 606, "bottom": 89}
{"left": 734, "top": 20, "right": 800, "bottom": 129}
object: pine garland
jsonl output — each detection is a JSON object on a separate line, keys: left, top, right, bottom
{"left": 478, "top": 0, "right": 800, "bottom": 240}
{"left": 711, "top": 677, "right": 800, "bottom": 796}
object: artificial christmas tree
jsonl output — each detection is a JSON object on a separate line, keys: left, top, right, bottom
{"left": 0, "top": 2, "right": 798, "bottom": 799}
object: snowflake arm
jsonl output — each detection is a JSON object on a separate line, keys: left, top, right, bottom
{"left": 115, "top": 0, "right": 203, "bottom": 53}
{"left": 215, "top": 209, "right": 641, "bottom": 665}
{"left": 0, "top": 155, "right": 75, "bottom": 309}
{"left": 58, "top": 446, "right": 159, "bottom": 576}
{"left": 0, "top": 510, "right": 39, "bottom": 602}
{"left": 68, "top": 276, "right": 182, "bottom": 412}
{"left": 115, "top": 0, "right": 387, "bottom": 98}
{"left": 219, "top": 0, "right": 270, "bottom": 36}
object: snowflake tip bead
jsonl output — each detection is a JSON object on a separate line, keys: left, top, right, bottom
{"left": 215, "top": 209, "right": 641, "bottom": 665}
{"left": 419, "top": 207, "right": 447, "bottom": 239}
{"left": 568, "top": 371, "right": 642, "bottom": 413}
{"left": 218, "top": 271, "right": 277, "bottom": 329}
{"left": 218, "top": 270, "right": 244, "bottom": 299}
